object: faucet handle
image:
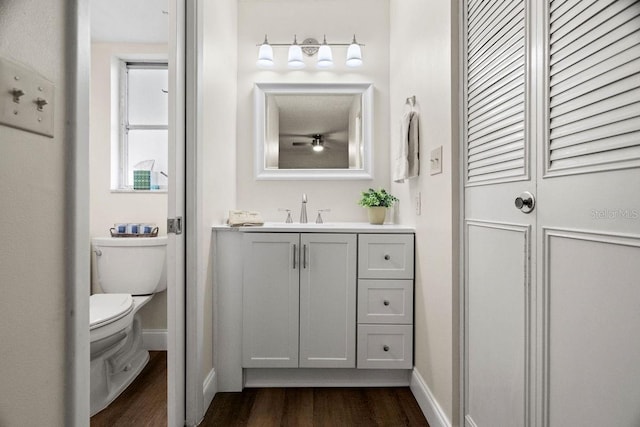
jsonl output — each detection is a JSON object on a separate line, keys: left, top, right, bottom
{"left": 315, "top": 209, "right": 331, "bottom": 224}
{"left": 278, "top": 208, "right": 293, "bottom": 223}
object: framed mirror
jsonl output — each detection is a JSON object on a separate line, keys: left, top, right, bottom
{"left": 254, "top": 82, "right": 373, "bottom": 180}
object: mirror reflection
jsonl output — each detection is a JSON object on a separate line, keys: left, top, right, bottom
{"left": 266, "top": 94, "right": 363, "bottom": 170}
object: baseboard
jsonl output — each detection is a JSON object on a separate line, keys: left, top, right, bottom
{"left": 142, "top": 329, "right": 167, "bottom": 351}
{"left": 203, "top": 368, "right": 217, "bottom": 413}
{"left": 410, "top": 368, "right": 451, "bottom": 427}
{"left": 244, "top": 368, "right": 411, "bottom": 388}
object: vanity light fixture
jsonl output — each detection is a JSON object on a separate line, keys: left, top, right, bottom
{"left": 287, "top": 35, "right": 305, "bottom": 69}
{"left": 256, "top": 35, "right": 274, "bottom": 68}
{"left": 256, "top": 34, "right": 364, "bottom": 69}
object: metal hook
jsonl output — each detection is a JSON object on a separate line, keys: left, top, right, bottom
{"left": 406, "top": 95, "right": 416, "bottom": 107}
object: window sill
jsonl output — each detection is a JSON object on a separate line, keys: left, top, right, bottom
{"left": 111, "top": 188, "right": 168, "bottom": 194}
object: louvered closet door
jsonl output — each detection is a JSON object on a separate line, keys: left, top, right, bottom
{"left": 464, "top": 0, "right": 535, "bottom": 426}
{"left": 465, "top": 0, "right": 640, "bottom": 426}
{"left": 537, "top": 1, "right": 640, "bottom": 426}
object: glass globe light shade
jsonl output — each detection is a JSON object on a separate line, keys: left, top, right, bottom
{"left": 346, "top": 42, "right": 363, "bottom": 67}
{"left": 256, "top": 41, "right": 274, "bottom": 68}
{"left": 316, "top": 36, "right": 334, "bottom": 69}
{"left": 288, "top": 44, "right": 305, "bottom": 69}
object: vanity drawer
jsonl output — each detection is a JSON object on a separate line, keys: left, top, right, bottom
{"left": 357, "top": 324, "right": 413, "bottom": 369}
{"left": 358, "top": 234, "right": 414, "bottom": 279}
{"left": 357, "top": 280, "right": 413, "bottom": 324}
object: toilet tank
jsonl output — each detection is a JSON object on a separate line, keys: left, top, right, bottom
{"left": 92, "top": 236, "right": 167, "bottom": 295}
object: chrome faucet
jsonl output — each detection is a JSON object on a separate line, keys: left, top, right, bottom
{"left": 300, "top": 193, "right": 308, "bottom": 223}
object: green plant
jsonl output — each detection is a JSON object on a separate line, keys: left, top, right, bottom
{"left": 358, "top": 188, "right": 398, "bottom": 208}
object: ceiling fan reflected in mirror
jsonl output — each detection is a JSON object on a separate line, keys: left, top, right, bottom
{"left": 290, "top": 134, "right": 330, "bottom": 152}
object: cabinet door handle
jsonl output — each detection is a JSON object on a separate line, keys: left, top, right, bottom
{"left": 293, "top": 244, "right": 297, "bottom": 269}
{"left": 383, "top": 345, "right": 390, "bottom": 352}
{"left": 383, "top": 300, "right": 390, "bottom": 306}
{"left": 303, "top": 244, "right": 307, "bottom": 269}
{"left": 384, "top": 254, "right": 391, "bottom": 260}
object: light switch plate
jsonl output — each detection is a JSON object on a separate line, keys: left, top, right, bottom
{"left": 430, "top": 146, "right": 443, "bottom": 175}
{"left": 0, "top": 56, "right": 54, "bottom": 138}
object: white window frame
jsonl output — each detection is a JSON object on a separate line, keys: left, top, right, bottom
{"left": 117, "top": 60, "right": 169, "bottom": 191}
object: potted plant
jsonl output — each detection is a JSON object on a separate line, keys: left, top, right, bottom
{"left": 358, "top": 188, "right": 398, "bottom": 224}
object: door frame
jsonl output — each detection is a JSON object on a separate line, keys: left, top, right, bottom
{"left": 67, "top": 0, "right": 189, "bottom": 425}
{"left": 66, "top": 0, "right": 91, "bottom": 424}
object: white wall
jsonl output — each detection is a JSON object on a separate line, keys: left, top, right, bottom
{"left": 0, "top": 0, "right": 69, "bottom": 424}
{"left": 237, "top": 0, "right": 390, "bottom": 222}
{"left": 390, "top": 0, "right": 459, "bottom": 424}
{"left": 89, "top": 42, "right": 168, "bottom": 330}
{"left": 202, "top": 0, "right": 238, "bottom": 388}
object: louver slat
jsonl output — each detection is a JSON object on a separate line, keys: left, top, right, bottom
{"left": 466, "top": 0, "right": 526, "bottom": 184}
{"left": 468, "top": 132, "right": 524, "bottom": 156}
{"left": 469, "top": 78, "right": 524, "bottom": 117}
{"left": 550, "top": 0, "right": 637, "bottom": 59}
{"left": 550, "top": 87, "right": 640, "bottom": 123}
{"left": 550, "top": 0, "right": 581, "bottom": 20}
{"left": 548, "top": 1, "right": 640, "bottom": 173}
{"left": 469, "top": 140, "right": 524, "bottom": 163}
{"left": 550, "top": 31, "right": 640, "bottom": 83}
{"left": 469, "top": 92, "right": 524, "bottom": 128}
{"left": 550, "top": 133, "right": 640, "bottom": 161}
{"left": 550, "top": 104, "right": 640, "bottom": 140}
{"left": 468, "top": 122, "right": 524, "bottom": 151}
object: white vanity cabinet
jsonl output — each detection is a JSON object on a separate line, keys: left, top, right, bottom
{"left": 213, "top": 223, "right": 415, "bottom": 391}
{"left": 242, "top": 232, "right": 357, "bottom": 369}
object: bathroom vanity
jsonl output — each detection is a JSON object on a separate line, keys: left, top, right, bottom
{"left": 212, "top": 223, "right": 415, "bottom": 391}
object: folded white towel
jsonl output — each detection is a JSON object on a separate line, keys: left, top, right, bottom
{"left": 393, "top": 111, "right": 420, "bottom": 183}
{"left": 227, "top": 210, "right": 264, "bottom": 227}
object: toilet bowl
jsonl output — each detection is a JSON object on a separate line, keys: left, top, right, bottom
{"left": 90, "top": 236, "right": 167, "bottom": 416}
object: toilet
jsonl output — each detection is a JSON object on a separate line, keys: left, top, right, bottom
{"left": 90, "top": 236, "right": 167, "bottom": 416}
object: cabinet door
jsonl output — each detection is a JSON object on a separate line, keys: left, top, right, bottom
{"left": 242, "top": 233, "right": 299, "bottom": 368}
{"left": 299, "top": 233, "right": 357, "bottom": 368}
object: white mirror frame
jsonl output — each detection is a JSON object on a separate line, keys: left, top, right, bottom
{"left": 254, "top": 82, "right": 374, "bottom": 180}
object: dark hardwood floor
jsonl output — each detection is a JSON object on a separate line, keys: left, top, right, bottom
{"left": 90, "top": 351, "right": 429, "bottom": 426}
{"left": 90, "top": 351, "right": 167, "bottom": 427}
{"left": 201, "top": 387, "right": 430, "bottom": 427}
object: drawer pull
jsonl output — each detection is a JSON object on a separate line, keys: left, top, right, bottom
{"left": 384, "top": 254, "right": 391, "bottom": 260}
{"left": 383, "top": 300, "right": 390, "bottom": 306}
{"left": 383, "top": 345, "right": 390, "bottom": 352}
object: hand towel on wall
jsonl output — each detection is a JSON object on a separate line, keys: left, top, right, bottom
{"left": 393, "top": 110, "right": 420, "bottom": 183}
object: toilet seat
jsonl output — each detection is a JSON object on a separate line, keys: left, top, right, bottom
{"left": 90, "top": 294, "right": 134, "bottom": 330}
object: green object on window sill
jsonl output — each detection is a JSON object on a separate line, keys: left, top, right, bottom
{"left": 133, "top": 170, "right": 151, "bottom": 190}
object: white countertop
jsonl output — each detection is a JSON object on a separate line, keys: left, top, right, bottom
{"left": 212, "top": 222, "right": 415, "bottom": 233}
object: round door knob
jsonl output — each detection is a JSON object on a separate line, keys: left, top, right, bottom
{"left": 384, "top": 254, "right": 390, "bottom": 260}
{"left": 514, "top": 191, "right": 535, "bottom": 214}
{"left": 383, "top": 300, "right": 390, "bottom": 306}
{"left": 383, "top": 345, "right": 390, "bottom": 352}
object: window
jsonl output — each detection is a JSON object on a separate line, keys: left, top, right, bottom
{"left": 118, "top": 61, "right": 168, "bottom": 190}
